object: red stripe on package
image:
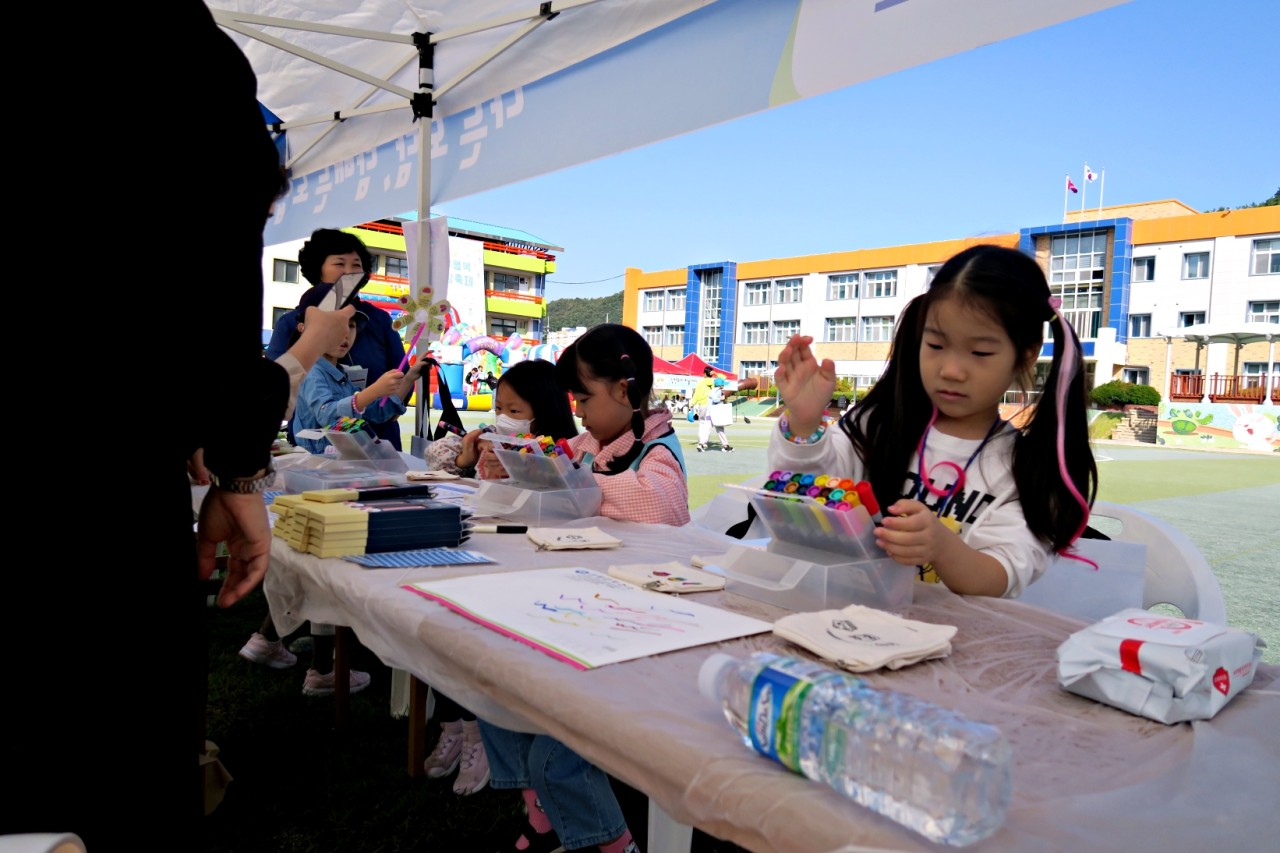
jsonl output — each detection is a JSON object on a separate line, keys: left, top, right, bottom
{"left": 1119, "top": 638, "right": 1144, "bottom": 674}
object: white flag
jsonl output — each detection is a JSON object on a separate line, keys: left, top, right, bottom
{"left": 1085, "top": 164, "right": 1097, "bottom": 183}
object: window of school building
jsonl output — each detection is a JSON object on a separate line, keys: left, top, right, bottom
{"left": 1247, "top": 301, "right": 1279, "bottom": 324}
{"left": 1252, "top": 238, "right": 1280, "bottom": 275}
{"left": 1049, "top": 231, "right": 1106, "bottom": 340}
{"left": 828, "top": 274, "right": 858, "bottom": 300}
{"left": 273, "top": 259, "right": 300, "bottom": 283}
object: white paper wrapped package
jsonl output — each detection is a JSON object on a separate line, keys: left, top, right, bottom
{"left": 1057, "top": 608, "right": 1265, "bottom": 724}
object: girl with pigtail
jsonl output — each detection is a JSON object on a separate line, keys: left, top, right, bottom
{"left": 549, "top": 322, "right": 690, "bottom": 526}
{"left": 475, "top": 324, "right": 685, "bottom": 853}
{"left": 769, "top": 243, "right": 1097, "bottom": 598}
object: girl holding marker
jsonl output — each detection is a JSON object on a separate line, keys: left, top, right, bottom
{"left": 768, "top": 244, "right": 1097, "bottom": 598}
{"left": 476, "top": 324, "right": 687, "bottom": 853}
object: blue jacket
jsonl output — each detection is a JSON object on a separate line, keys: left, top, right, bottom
{"left": 268, "top": 295, "right": 407, "bottom": 449}
{"left": 293, "top": 359, "right": 408, "bottom": 455}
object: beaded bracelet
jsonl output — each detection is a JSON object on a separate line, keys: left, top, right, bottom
{"left": 778, "top": 411, "right": 828, "bottom": 445}
{"left": 351, "top": 393, "right": 364, "bottom": 417}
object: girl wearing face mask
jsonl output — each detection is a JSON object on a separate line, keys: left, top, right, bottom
{"left": 454, "top": 359, "right": 578, "bottom": 478}
{"left": 420, "top": 360, "right": 579, "bottom": 795}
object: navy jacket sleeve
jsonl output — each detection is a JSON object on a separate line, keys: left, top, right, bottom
{"left": 178, "top": 2, "right": 289, "bottom": 480}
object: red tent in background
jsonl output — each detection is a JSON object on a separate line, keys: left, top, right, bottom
{"left": 652, "top": 355, "right": 686, "bottom": 375}
{"left": 673, "top": 353, "right": 737, "bottom": 380}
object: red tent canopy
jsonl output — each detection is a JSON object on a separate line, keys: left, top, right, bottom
{"left": 652, "top": 355, "right": 686, "bottom": 375}
{"left": 673, "top": 353, "right": 737, "bottom": 381}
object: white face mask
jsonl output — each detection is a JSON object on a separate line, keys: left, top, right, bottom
{"left": 494, "top": 413, "right": 532, "bottom": 435}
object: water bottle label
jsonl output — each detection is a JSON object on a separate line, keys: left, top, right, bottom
{"left": 749, "top": 665, "right": 807, "bottom": 770}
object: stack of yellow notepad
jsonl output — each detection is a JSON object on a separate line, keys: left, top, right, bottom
{"left": 272, "top": 493, "right": 463, "bottom": 558}
{"left": 272, "top": 494, "right": 371, "bottom": 557}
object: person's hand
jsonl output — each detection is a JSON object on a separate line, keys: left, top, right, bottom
{"left": 476, "top": 443, "right": 510, "bottom": 480}
{"left": 773, "top": 334, "right": 836, "bottom": 433}
{"left": 196, "top": 488, "right": 274, "bottom": 608}
{"left": 367, "top": 368, "right": 406, "bottom": 398}
{"left": 300, "top": 304, "right": 356, "bottom": 354}
{"left": 456, "top": 428, "right": 484, "bottom": 469}
{"left": 395, "top": 360, "right": 427, "bottom": 399}
{"left": 873, "top": 499, "right": 956, "bottom": 568}
{"left": 187, "top": 448, "right": 211, "bottom": 485}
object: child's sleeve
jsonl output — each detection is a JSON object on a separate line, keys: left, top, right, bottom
{"left": 313, "top": 389, "right": 358, "bottom": 429}
{"left": 594, "top": 446, "right": 691, "bottom": 526}
{"left": 360, "top": 393, "right": 408, "bottom": 425}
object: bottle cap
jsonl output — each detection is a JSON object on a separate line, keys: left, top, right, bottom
{"left": 698, "top": 653, "right": 737, "bottom": 701}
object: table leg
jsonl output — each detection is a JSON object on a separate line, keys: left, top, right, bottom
{"left": 333, "top": 626, "right": 351, "bottom": 730}
{"left": 647, "top": 797, "right": 692, "bottom": 853}
{"left": 408, "top": 675, "right": 429, "bottom": 777}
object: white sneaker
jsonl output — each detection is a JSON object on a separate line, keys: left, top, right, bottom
{"left": 301, "top": 667, "right": 371, "bottom": 697}
{"left": 238, "top": 633, "right": 297, "bottom": 669}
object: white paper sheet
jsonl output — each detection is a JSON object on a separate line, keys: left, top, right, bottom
{"left": 404, "top": 567, "right": 772, "bottom": 668}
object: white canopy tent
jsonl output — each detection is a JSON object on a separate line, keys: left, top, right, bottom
{"left": 208, "top": 0, "right": 1128, "bottom": 304}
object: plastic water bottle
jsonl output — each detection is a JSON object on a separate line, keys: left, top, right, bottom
{"left": 698, "top": 651, "right": 1012, "bottom": 847}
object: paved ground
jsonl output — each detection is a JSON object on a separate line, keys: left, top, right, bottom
{"left": 411, "top": 411, "right": 1278, "bottom": 663}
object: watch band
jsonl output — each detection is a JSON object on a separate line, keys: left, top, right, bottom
{"left": 209, "top": 463, "right": 275, "bottom": 494}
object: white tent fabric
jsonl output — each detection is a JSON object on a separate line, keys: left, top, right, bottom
{"left": 207, "top": 0, "right": 1129, "bottom": 249}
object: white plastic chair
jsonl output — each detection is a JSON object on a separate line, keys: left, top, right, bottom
{"left": 687, "top": 473, "right": 770, "bottom": 543}
{"left": 1087, "top": 500, "right": 1228, "bottom": 624}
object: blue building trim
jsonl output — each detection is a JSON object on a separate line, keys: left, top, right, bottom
{"left": 685, "top": 261, "right": 737, "bottom": 372}
{"left": 1020, "top": 217, "right": 1134, "bottom": 351}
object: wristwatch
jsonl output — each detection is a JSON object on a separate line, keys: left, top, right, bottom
{"left": 209, "top": 463, "right": 275, "bottom": 494}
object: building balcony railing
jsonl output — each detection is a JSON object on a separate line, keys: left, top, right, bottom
{"left": 486, "top": 289, "right": 543, "bottom": 304}
{"left": 1169, "top": 373, "right": 1276, "bottom": 404}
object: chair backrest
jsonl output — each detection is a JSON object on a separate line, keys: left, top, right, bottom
{"left": 688, "top": 473, "right": 770, "bottom": 542}
{"left": 1088, "top": 500, "right": 1228, "bottom": 624}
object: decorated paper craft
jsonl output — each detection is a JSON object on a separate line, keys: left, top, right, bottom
{"left": 608, "top": 561, "right": 725, "bottom": 593}
{"left": 403, "top": 567, "right": 772, "bottom": 668}
{"left": 526, "top": 527, "right": 622, "bottom": 551}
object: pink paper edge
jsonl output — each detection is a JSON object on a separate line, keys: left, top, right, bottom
{"left": 402, "top": 584, "right": 591, "bottom": 670}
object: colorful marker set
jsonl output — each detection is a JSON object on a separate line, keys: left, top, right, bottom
{"left": 764, "top": 471, "right": 883, "bottom": 521}
{"left": 327, "top": 416, "right": 368, "bottom": 433}
{"left": 507, "top": 433, "right": 576, "bottom": 461}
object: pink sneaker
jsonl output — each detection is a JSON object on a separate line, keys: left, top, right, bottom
{"left": 301, "top": 667, "right": 371, "bottom": 697}
{"left": 424, "top": 720, "right": 464, "bottom": 778}
{"left": 238, "top": 633, "right": 297, "bottom": 669}
{"left": 453, "top": 720, "right": 490, "bottom": 795}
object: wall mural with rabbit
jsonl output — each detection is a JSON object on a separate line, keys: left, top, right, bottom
{"left": 1157, "top": 403, "right": 1280, "bottom": 452}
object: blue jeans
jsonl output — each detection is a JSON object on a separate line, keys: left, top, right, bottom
{"left": 477, "top": 720, "right": 626, "bottom": 849}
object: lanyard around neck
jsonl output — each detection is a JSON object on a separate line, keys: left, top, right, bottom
{"left": 916, "top": 409, "right": 1004, "bottom": 517}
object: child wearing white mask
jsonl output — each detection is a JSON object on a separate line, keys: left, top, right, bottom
{"left": 418, "top": 359, "right": 579, "bottom": 797}
{"left": 454, "top": 359, "right": 578, "bottom": 478}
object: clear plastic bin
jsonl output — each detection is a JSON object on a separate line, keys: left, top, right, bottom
{"left": 281, "top": 462, "right": 408, "bottom": 494}
{"left": 466, "top": 480, "right": 603, "bottom": 525}
{"left": 720, "top": 492, "right": 913, "bottom": 613}
{"left": 464, "top": 434, "right": 601, "bottom": 523}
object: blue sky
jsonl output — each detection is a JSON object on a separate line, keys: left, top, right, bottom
{"left": 434, "top": 0, "right": 1277, "bottom": 303}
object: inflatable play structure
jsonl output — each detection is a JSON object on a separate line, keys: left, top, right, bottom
{"left": 390, "top": 290, "right": 562, "bottom": 412}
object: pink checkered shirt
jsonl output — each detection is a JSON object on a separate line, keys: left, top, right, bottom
{"left": 568, "top": 408, "right": 690, "bottom": 527}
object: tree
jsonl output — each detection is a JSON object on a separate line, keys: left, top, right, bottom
{"left": 545, "top": 292, "right": 624, "bottom": 331}
{"left": 1209, "top": 188, "right": 1278, "bottom": 212}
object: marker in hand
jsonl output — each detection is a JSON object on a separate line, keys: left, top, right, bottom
{"left": 853, "top": 481, "right": 884, "bottom": 525}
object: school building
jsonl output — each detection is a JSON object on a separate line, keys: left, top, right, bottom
{"left": 622, "top": 200, "right": 1280, "bottom": 451}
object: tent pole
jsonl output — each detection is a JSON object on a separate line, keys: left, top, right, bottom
{"left": 412, "top": 32, "right": 435, "bottom": 439}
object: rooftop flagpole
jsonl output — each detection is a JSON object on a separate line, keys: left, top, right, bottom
{"left": 1096, "top": 167, "right": 1106, "bottom": 216}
